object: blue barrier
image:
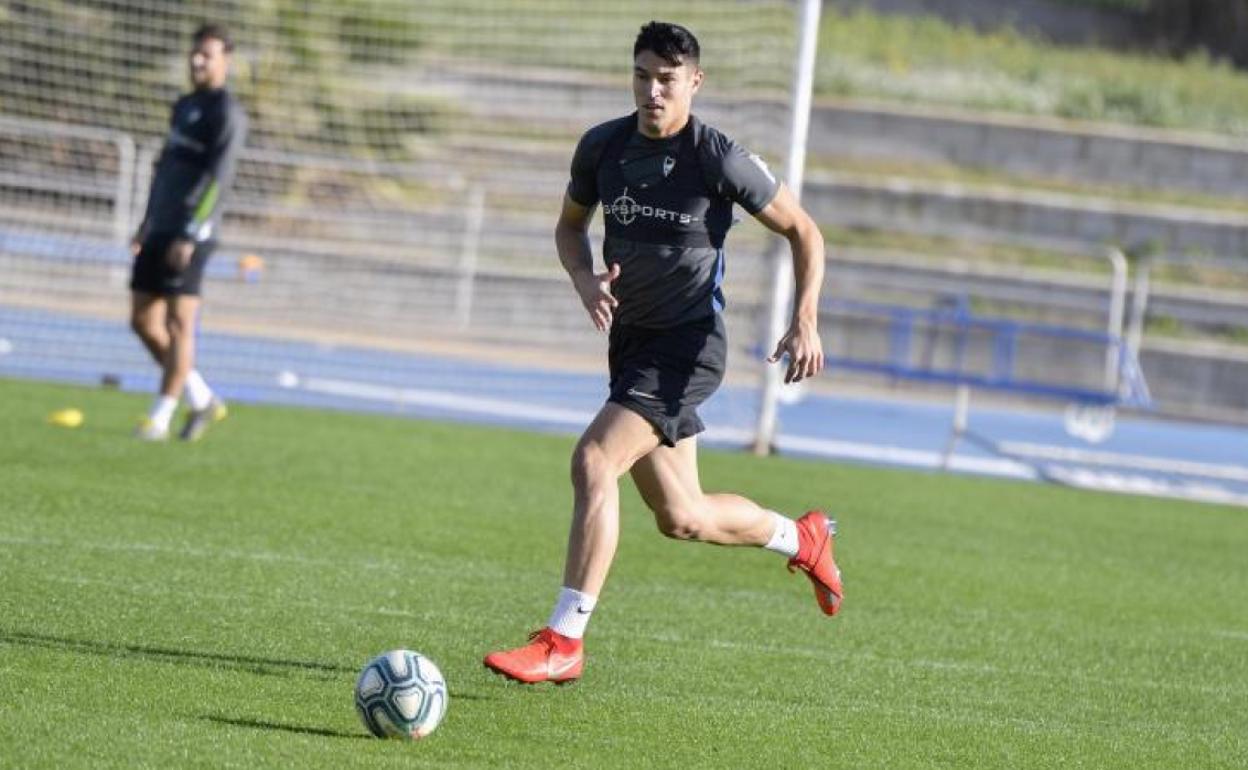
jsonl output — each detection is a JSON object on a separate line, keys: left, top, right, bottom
{"left": 822, "top": 297, "right": 1152, "bottom": 410}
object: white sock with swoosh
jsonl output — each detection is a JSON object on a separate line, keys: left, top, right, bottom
{"left": 547, "top": 586, "right": 597, "bottom": 640}
{"left": 147, "top": 395, "right": 178, "bottom": 431}
{"left": 763, "top": 511, "right": 800, "bottom": 558}
{"left": 184, "top": 370, "right": 214, "bottom": 411}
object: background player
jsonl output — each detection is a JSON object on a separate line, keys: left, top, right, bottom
{"left": 484, "top": 21, "right": 841, "bottom": 685}
{"left": 130, "top": 23, "right": 247, "bottom": 441}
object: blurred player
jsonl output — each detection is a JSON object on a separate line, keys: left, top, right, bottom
{"left": 484, "top": 21, "right": 841, "bottom": 685}
{"left": 130, "top": 23, "right": 247, "bottom": 441}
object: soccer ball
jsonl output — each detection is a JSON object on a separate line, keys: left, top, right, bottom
{"left": 354, "top": 649, "right": 448, "bottom": 740}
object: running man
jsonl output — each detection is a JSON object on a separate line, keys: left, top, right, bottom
{"left": 130, "top": 23, "right": 247, "bottom": 441}
{"left": 484, "top": 21, "right": 841, "bottom": 685}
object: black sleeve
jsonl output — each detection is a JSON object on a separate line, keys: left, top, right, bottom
{"left": 181, "top": 97, "right": 248, "bottom": 240}
{"left": 137, "top": 100, "right": 183, "bottom": 236}
{"left": 566, "top": 128, "right": 602, "bottom": 208}
{"left": 703, "top": 130, "right": 780, "bottom": 215}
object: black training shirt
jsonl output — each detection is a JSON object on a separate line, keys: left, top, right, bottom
{"left": 568, "top": 113, "right": 779, "bottom": 328}
{"left": 140, "top": 87, "right": 247, "bottom": 242}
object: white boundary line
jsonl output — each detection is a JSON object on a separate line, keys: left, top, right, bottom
{"left": 299, "top": 375, "right": 595, "bottom": 427}
{"left": 292, "top": 374, "right": 1248, "bottom": 508}
{"left": 999, "top": 440, "right": 1248, "bottom": 483}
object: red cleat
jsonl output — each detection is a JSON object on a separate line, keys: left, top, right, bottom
{"left": 483, "top": 628, "right": 584, "bottom": 684}
{"left": 788, "top": 511, "right": 843, "bottom": 616}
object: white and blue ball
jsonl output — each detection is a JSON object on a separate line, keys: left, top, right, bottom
{"left": 354, "top": 649, "right": 448, "bottom": 739}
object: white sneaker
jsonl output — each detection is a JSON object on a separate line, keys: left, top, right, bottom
{"left": 135, "top": 418, "right": 169, "bottom": 442}
{"left": 179, "top": 397, "right": 228, "bottom": 442}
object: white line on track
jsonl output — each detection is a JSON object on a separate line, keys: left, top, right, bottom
{"left": 999, "top": 441, "right": 1248, "bottom": 483}
{"left": 301, "top": 376, "right": 1040, "bottom": 477}
{"left": 300, "top": 376, "right": 595, "bottom": 426}
{"left": 295, "top": 374, "right": 1248, "bottom": 506}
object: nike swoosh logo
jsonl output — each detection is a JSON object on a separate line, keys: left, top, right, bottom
{"left": 548, "top": 656, "right": 580, "bottom": 678}
{"left": 575, "top": 605, "right": 592, "bottom": 614}
{"left": 627, "top": 388, "right": 662, "bottom": 401}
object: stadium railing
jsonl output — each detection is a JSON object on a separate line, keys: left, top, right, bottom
{"left": 820, "top": 293, "right": 1153, "bottom": 459}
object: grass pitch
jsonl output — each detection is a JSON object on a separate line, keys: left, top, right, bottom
{"left": 0, "top": 378, "right": 1244, "bottom": 769}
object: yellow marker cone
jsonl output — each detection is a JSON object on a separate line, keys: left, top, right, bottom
{"left": 48, "top": 408, "right": 84, "bottom": 428}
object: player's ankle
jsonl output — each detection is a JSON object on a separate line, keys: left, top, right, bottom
{"left": 545, "top": 627, "right": 582, "bottom": 652}
{"left": 764, "top": 511, "right": 801, "bottom": 558}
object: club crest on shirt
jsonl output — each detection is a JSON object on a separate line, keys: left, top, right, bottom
{"left": 663, "top": 156, "right": 676, "bottom": 177}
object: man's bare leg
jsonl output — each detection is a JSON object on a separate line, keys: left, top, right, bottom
{"left": 131, "top": 292, "right": 178, "bottom": 438}
{"left": 631, "top": 435, "right": 844, "bottom": 616}
{"left": 630, "top": 436, "right": 777, "bottom": 546}
{"left": 561, "top": 403, "right": 664, "bottom": 595}
{"left": 130, "top": 292, "right": 170, "bottom": 365}
{"left": 483, "top": 404, "right": 661, "bottom": 683}
{"left": 162, "top": 294, "right": 201, "bottom": 400}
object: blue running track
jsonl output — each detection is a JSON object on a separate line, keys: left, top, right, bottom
{"left": 3, "top": 303, "right": 1247, "bottom": 508}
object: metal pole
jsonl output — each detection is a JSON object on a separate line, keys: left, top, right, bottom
{"left": 1125, "top": 254, "right": 1151, "bottom": 362}
{"left": 752, "top": 0, "right": 822, "bottom": 456}
{"left": 455, "top": 186, "right": 485, "bottom": 329}
{"left": 113, "top": 133, "right": 136, "bottom": 245}
{"left": 1103, "top": 247, "right": 1127, "bottom": 394}
{"left": 941, "top": 384, "right": 971, "bottom": 470}
{"left": 132, "top": 141, "right": 159, "bottom": 234}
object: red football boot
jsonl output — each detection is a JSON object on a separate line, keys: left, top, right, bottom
{"left": 788, "top": 511, "right": 843, "bottom": 616}
{"left": 483, "top": 628, "right": 584, "bottom": 684}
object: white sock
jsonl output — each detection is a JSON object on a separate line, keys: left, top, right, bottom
{"left": 546, "top": 586, "right": 597, "bottom": 640}
{"left": 184, "top": 370, "right": 214, "bottom": 411}
{"left": 763, "top": 511, "right": 800, "bottom": 558}
{"left": 147, "top": 395, "right": 179, "bottom": 431}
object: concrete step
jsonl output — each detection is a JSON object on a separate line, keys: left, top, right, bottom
{"left": 805, "top": 171, "right": 1248, "bottom": 261}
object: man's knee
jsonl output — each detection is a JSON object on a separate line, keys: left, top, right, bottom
{"left": 570, "top": 440, "right": 630, "bottom": 489}
{"left": 166, "top": 306, "right": 200, "bottom": 340}
{"left": 165, "top": 314, "right": 188, "bottom": 338}
{"left": 130, "top": 311, "right": 160, "bottom": 341}
{"left": 653, "top": 505, "right": 705, "bottom": 541}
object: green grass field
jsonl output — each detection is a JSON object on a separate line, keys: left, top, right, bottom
{"left": 1, "top": 377, "right": 1245, "bottom": 768}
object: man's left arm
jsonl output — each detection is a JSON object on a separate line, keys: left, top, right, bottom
{"left": 752, "top": 184, "right": 825, "bottom": 384}
{"left": 168, "top": 101, "right": 248, "bottom": 269}
{"left": 714, "top": 136, "right": 826, "bottom": 384}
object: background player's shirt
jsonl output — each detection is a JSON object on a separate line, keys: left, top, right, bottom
{"left": 141, "top": 87, "right": 247, "bottom": 242}
{"left": 567, "top": 113, "right": 779, "bottom": 328}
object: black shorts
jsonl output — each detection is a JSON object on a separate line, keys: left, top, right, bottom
{"left": 129, "top": 234, "right": 216, "bottom": 296}
{"left": 607, "top": 314, "right": 727, "bottom": 447}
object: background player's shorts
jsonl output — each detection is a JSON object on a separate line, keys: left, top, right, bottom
{"left": 129, "top": 234, "right": 216, "bottom": 296}
{"left": 607, "top": 313, "right": 727, "bottom": 447}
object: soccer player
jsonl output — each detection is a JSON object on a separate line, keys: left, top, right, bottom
{"left": 129, "top": 23, "right": 247, "bottom": 441}
{"left": 484, "top": 21, "right": 841, "bottom": 685}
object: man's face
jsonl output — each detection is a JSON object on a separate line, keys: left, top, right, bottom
{"left": 189, "top": 37, "right": 230, "bottom": 90}
{"left": 632, "top": 49, "right": 703, "bottom": 138}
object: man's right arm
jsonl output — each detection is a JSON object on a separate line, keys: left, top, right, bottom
{"left": 560, "top": 123, "right": 625, "bottom": 331}
{"left": 556, "top": 194, "right": 595, "bottom": 281}
{"left": 556, "top": 194, "right": 618, "bottom": 332}
{"left": 131, "top": 99, "right": 181, "bottom": 254}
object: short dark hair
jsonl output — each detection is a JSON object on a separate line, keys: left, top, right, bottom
{"left": 633, "top": 21, "right": 700, "bottom": 66}
{"left": 193, "top": 23, "right": 234, "bottom": 53}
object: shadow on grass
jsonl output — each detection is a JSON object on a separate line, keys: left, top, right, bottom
{"left": 202, "top": 714, "right": 369, "bottom": 740}
{"left": 0, "top": 629, "right": 354, "bottom": 680}
{"left": 447, "top": 691, "right": 495, "bottom": 701}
